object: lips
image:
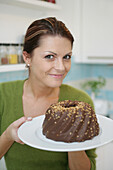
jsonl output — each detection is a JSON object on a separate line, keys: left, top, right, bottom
{"left": 49, "top": 74, "right": 64, "bottom": 79}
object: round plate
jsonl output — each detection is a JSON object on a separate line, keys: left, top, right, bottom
{"left": 18, "top": 114, "right": 113, "bottom": 152}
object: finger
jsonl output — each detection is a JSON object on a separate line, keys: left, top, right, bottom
{"left": 13, "top": 117, "right": 27, "bottom": 128}
{"left": 20, "top": 142, "right": 24, "bottom": 145}
{"left": 19, "top": 140, "right": 25, "bottom": 145}
{"left": 16, "top": 138, "right": 24, "bottom": 145}
{"left": 26, "top": 117, "right": 32, "bottom": 121}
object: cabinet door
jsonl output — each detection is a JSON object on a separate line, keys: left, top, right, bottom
{"left": 75, "top": 0, "right": 113, "bottom": 63}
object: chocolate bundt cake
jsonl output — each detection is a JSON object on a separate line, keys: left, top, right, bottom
{"left": 42, "top": 100, "right": 99, "bottom": 143}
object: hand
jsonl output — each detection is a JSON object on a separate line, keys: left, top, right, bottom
{"left": 68, "top": 151, "right": 91, "bottom": 170}
{"left": 5, "top": 117, "right": 32, "bottom": 144}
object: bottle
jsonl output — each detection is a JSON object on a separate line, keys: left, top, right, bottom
{"left": 8, "top": 44, "right": 18, "bottom": 64}
{"left": 0, "top": 44, "right": 9, "bottom": 65}
{"left": 17, "top": 44, "right": 24, "bottom": 63}
{"left": 47, "top": 0, "right": 56, "bottom": 3}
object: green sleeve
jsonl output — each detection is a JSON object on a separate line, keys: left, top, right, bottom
{"left": 86, "top": 149, "right": 97, "bottom": 170}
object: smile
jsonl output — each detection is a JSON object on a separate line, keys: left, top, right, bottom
{"left": 49, "top": 74, "right": 64, "bottom": 79}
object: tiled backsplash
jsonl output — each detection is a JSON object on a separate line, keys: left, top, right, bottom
{"left": 0, "top": 59, "right": 113, "bottom": 115}
{"left": 0, "top": 70, "right": 28, "bottom": 82}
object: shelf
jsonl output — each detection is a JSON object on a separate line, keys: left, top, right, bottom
{"left": 74, "top": 52, "right": 113, "bottom": 64}
{"left": 74, "top": 59, "right": 113, "bottom": 65}
{"left": 0, "top": 64, "right": 27, "bottom": 72}
{"left": 0, "top": 0, "right": 61, "bottom": 10}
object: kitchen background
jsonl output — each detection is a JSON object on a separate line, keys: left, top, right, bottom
{"left": 0, "top": 0, "right": 113, "bottom": 169}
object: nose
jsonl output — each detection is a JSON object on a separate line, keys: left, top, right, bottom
{"left": 54, "top": 58, "right": 65, "bottom": 71}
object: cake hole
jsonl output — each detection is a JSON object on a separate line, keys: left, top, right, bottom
{"left": 64, "top": 104, "right": 77, "bottom": 108}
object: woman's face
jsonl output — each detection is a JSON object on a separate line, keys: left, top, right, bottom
{"left": 28, "top": 35, "right": 72, "bottom": 88}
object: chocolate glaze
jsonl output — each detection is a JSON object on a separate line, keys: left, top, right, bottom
{"left": 42, "top": 100, "right": 99, "bottom": 143}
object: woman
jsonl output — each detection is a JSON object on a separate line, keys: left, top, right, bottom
{"left": 0, "top": 17, "right": 97, "bottom": 170}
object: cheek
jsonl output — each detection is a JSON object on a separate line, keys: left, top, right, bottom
{"left": 65, "top": 62, "right": 71, "bottom": 71}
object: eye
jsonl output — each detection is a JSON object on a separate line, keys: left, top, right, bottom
{"left": 63, "top": 55, "right": 71, "bottom": 60}
{"left": 44, "top": 55, "right": 54, "bottom": 59}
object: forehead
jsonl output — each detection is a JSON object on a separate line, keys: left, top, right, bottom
{"left": 39, "top": 35, "right": 72, "bottom": 49}
{"left": 31, "top": 35, "right": 72, "bottom": 57}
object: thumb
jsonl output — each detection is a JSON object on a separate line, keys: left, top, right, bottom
{"left": 13, "top": 117, "right": 27, "bottom": 128}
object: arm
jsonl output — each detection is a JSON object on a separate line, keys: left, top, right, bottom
{"left": 68, "top": 151, "right": 91, "bottom": 170}
{"left": 0, "top": 117, "right": 32, "bottom": 159}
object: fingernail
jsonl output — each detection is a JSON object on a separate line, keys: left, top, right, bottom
{"left": 21, "top": 142, "right": 25, "bottom": 145}
{"left": 27, "top": 117, "right": 32, "bottom": 120}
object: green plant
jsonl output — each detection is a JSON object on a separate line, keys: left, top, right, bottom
{"left": 81, "top": 76, "right": 106, "bottom": 97}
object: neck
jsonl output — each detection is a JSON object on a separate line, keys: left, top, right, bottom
{"left": 24, "top": 78, "right": 59, "bottom": 100}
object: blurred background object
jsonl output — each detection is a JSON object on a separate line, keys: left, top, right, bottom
{"left": 81, "top": 76, "right": 106, "bottom": 100}
{"left": 0, "top": 44, "right": 8, "bottom": 65}
{"left": 41, "top": 0, "right": 56, "bottom": 3}
{"left": 81, "top": 76, "right": 109, "bottom": 116}
{"left": 0, "top": 43, "right": 24, "bottom": 65}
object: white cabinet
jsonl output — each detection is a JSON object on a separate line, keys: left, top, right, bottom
{"left": 75, "top": 0, "right": 113, "bottom": 64}
{"left": 96, "top": 141, "right": 113, "bottom": 170}
{"left": 0, "top": 0, "right": 61, "bottom": 10}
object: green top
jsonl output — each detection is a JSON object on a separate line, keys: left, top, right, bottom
{"left": 0, "top": 80, "right": 97, "bottom": 170}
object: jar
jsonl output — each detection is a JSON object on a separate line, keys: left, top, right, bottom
{"left": 0, "top": 44, "right": 8, "bottom": 65}
{"left": 8, "top": 44, "right": 18, "bottom": 64}
{"left": 17, "top": 44, "right": 24, "bottom": 63}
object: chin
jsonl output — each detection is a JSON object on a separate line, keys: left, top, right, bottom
{"left": 48, "top": 81, "right": 63, "bottom": 88}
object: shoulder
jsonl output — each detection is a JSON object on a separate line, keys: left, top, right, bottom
{"left": 0, "top": 80, "right": 24, "bottom": 95}
{"left": 60, "top": 84, "right": 94, "bottom": 109}
{"left": 0, "top": 79, "right": 24, "bottom": 87}
{"left": 60, "top": 84, "right": 90, "bottom": 99}
{"left": 0, "top": 80, "right": 24, "bottom": 87}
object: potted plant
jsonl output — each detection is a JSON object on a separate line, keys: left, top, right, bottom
{"left": 81, "top": 76, "right": 106, "bottom": 100}
{"left": 81, "top": 76, "right": 108, "bottom": 116}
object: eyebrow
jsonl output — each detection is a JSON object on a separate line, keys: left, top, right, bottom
{"left": 46, "top": 51, "right": 57, "bottom": 55}
{"left": 45, "top": 51, "right": 72, "bottom": 56}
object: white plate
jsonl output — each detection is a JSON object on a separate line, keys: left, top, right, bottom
{"left": 18, "top": 114, "right": 113, "bottom": 152}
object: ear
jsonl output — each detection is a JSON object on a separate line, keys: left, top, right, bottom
{"left": 23, "top": 51, "right": 31, "bottom": 65}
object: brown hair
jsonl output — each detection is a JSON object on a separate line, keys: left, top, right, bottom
{"left": 23, "top": 17, "right": 74, "bottom": 54}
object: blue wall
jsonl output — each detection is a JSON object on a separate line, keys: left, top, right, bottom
{"left": 0, "top": 70, "right": 28, "bottom": 82}
{"left": 64, "top": 59, "right": 113, "bottom": 81}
